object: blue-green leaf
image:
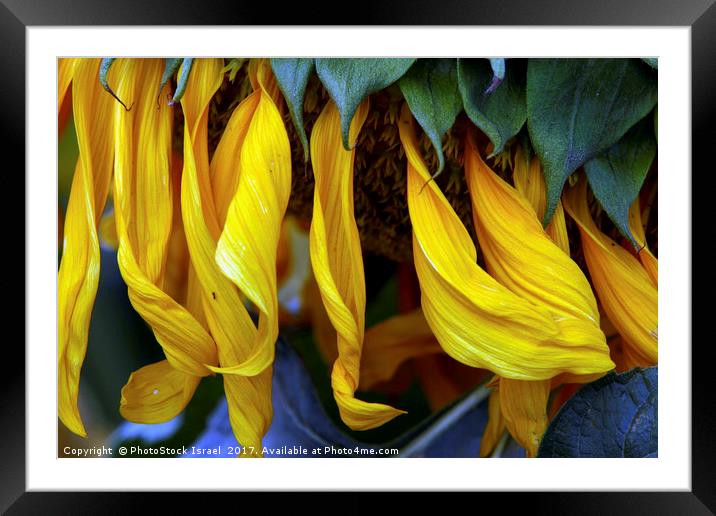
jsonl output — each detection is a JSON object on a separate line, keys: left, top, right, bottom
{"left": 398, "top": 59, "right": 462, "bottom": 174}
{"left": 527, "top": 58, "right": 657, "bottom": 224}
{"left": 98, "top": 57, "right": 131, "bottom": 111}
{"left": 158, "top": 58, "right": 182, "bottom": 105}
{"left": 538, "top": 368, "right": 657, "bottom": 458}
{"left": 315, "top": 58, "right": 416, "bottom": 149}
{"left": 271, "top": 58, "right": 314, "bottom": 162}
{"left": 169, "top": 58, "right": 194, "bottom": 106}
{"left": 641, "top": 57, "right": 658, "bottom": 69}
{"left": 584, "top": 117, "right": 656, "bottom": 248}
{"left": 486, "top": 58, "right": 506, "bottom": 94}
{"left": 457, "top": 58, "right": 526, "bottom": 157}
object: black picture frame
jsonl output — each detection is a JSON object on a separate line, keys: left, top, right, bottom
{"left": 6, "top": 1, "right": 711, "bottom": 513}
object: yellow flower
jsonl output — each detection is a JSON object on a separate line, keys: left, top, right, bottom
{"left": 58, "top": 58, "right": 656, "bottom": 459}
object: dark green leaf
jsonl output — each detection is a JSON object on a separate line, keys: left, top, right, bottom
{"left": 538, "top": 368, "right": 657, "bottom": 458}
{"left": 457, "top": 58, "right": 526, "bottom": 157}
{"left": 315, "top": 58, "right": 416, "bottom": 149}
{"left": 169, "top": 58, "right": 194, "bottom": 105}
{"left": 98, "top": 57, "right": 131, "bottom": 111}
{"left": 641, "top": 57, "right": 658, "bottom": 69}
{"left": 527, "top": 58, "right": 658, "bottom": 224}
{"left": 399, "top": 59, "right": 462, "bottom": 174}
{"left": 584, "top": 117, "right": 656, "bottom": 248}
{"left": 271, "top": 58, "right": 314, "bottom": 162}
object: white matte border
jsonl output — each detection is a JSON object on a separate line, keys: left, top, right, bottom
{"left": 28, "top": 26, "right": 690, "bottom": 491}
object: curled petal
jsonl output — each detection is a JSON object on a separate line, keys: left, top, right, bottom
{"left": 58, "top": 58, "right": 115, "bottom": 437}
{"left": 212, "top": 60, "right": 292, "bottom": 377}
{"left": 359, "top": 309, "right": 442, "bottom": 391}
{"left": 465, "top": 133, "right": 603, "bottom": 328}
{"left": 563, "top": 177, "right": 658, "bottom": 364}
{"left": 310, "top": 99, "right": 404, "bottom": 430}
{"left": 400, "top": 105, "right": 611, "bottom": 380}
{"left": 120, "top": 360, "right": 200, "bottom": 424}
{"left": 113, "top": 58, "right": 217, "bottom": 377}
{"left": 180, "top": 59, "right": 272, "bottom": 452}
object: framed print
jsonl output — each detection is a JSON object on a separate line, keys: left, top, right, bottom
{"left": 6, "top": 0, "right": 713, "bottom": 513}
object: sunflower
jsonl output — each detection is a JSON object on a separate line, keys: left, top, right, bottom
{"left": 57, "top": 57, "right": 658, "bottom": 457}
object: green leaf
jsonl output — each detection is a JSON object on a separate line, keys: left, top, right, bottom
{"left": 538, "top": 368, "right": 657, "bottom": 458}
{"left": 169, "top": 58, "right": 194, "bottom": 106}
{"left": 398, "top": 59, "right": 462, "bottom": 174}
{"left": 527, "top": 58, "right": 657, "bottom": 224}
{"left": 158, "top": 58, "right": 182, "bottom": 105}
{"left": 271, "top": 58, "right": 314, "bottom": 162}
{"left": 641, "top": 57, "right": 658, "bottom": 69}
{"left": 98, "top": 57, "right": 131, "bottom": 111}
{"left": 457, "top": 58, "right": 526, "bottom": 158}
{"left": 584, "top": 117, "right": 656, "bottom": 248}
{"left": 315, "top": 58, "right": 416, "bottom": 149}
{"left": 486, "top": 58, "right": 506, "bottom": 94}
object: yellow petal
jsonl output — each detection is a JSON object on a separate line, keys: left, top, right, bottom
{"left": 212, "top": 60, "right": 292, "bottom": 377}
{"left": 359, "top": 309, "right": 442, "bottom": 391}
{"left": 629, "top": 197, "right": 658, "bottom": 287}
{"left": 310, "top": 99, "right": 405, "bottom": 430}
{"left": 180, "top": 58, "right": 272, "bottom": 452}
{"left": 57, "top": 58, "right": 116, "bottom": 437}
{"left": 120, "top": 360, "right": 200, "bottom": 424}
{"left": 465, "top": 134, "right": 603, "bottom": 328}
{"left": 112, "top": 58, "right": 217, "bottom": 377}
{"left": 563, "top": 177, "right": 658, "bottom": 364}
{"left": 399, "top": 105, "right": 611, "bottom": 380}
{"left": 512, "top": 147, "right": 570, "bottom": 254}
{"left": 479, "top": 389, "right": 506, "bottom": 457}
{"left": 499, "top": 378, "right": 551, "bottom": 457}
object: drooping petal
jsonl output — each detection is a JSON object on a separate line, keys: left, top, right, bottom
{"left": 465, "top": 133, "right": 604, "bottom": 328}
{"left": 629, "top": 196, "right": 658, "bottom": 287}
{"left": 512, "top": 146, "right": 570, "bottom": 254}
{"left": 120, "top": 360, "right": 200, "bottom": 424}
{"left": 310, "top": 99, "right": 405, "bottom": 430}
{"left": 359, "top": 309, "right": 442, "bottom": 391}
{"left": 467, "top": 135, "right": 612, "bottom": 453}
{"left": 563, "top": 177, "right": 658, "bottom": 364}
{"left": 479, "top": 389, "right": 507, "bottom": 457}
{"left": 399, "top": 105, "right": 612, "bottom": 380}
{"left": 112, "top": 58, "right": 217, "bottom": 377}
{"left": 211, "top": 60, "right": 292, "bottom": 377}
{"left": 57, "top": 58, "right": 116, "bottom": 437}
{"left": 180, "top": 59, "right": 272, "bottom": 454}
{"left": 499, "top": 377, "right": 551, "bottom": 457}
